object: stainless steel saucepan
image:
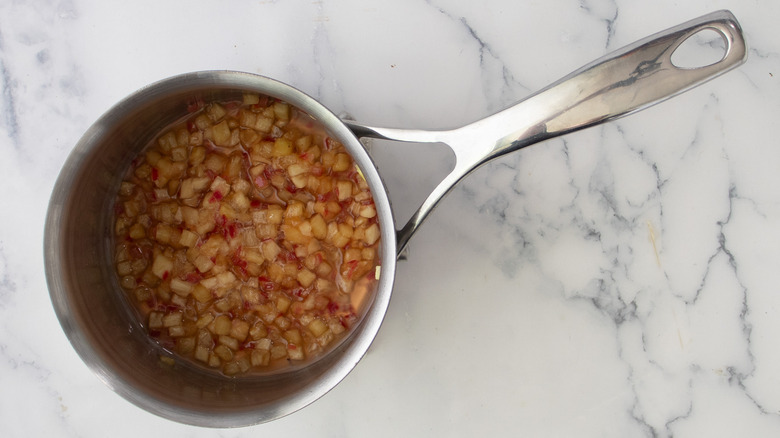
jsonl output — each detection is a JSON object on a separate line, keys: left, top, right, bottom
{"left": 45, "top": 10, "right": 746, "bottom": 427}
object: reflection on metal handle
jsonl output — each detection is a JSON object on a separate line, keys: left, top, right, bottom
{"left": 346, "top": 10, "right": 747, "bottom": 257}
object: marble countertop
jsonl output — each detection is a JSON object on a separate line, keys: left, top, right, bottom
{"left": 2, "top": 0, "right": 779, "bottom": 436}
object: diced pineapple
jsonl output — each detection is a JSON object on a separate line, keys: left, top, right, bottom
{"left": 270, "top": 344, "right": 288, "bottom": 360}
{"left": 168, "top": 326, "right": 186, "bottom": 337}
{"left": 253, "top": 205, "right": 284, "bottom": 225}
{"left": 251, "top": 349, "right": 270, "bottom": 367}
{"left": 250, "top": 323, "right": 268, "bottom": 341}
{"left": 243, "top": 248, "right": 264, "bottom": 265}
{"left": 193, "top": 254, "right": 215, "bottom": 273}
{"left": 287, "top": 344, "right": 305, "bottom": 360}
{"left": 230, "top": 319, "right": 250, "bottom": 341}
{"left": 254, "top": 115, "right": 273, "bottom": 132}
{"left": 333, "top": 153, "right": 351, "bottom": 172}
{"left": 196, "top": 209, "right": 216, "bottom": 235}
{"left": 204, "top": 153, "right": 227, "bottom": 174}
{"left": 283, "top": 329, "right": 303, "bottom": 346}
{"left": 116, "top": 260, "right": 133, "bottom": 277}
{"left": 208, "top": 353, "right": 221, "bottom": 368}
{"left": 262, "top": 240, "right": 281, "bottom": 261}
{"left": 162, "top": 312, "right": 183, "bottom": 327}
{"left": 229, "top": 192, "right": 250, "bottom": 212}
{"left": 216, "top": 271, "right": 237, "bottom": 287}
{"left": 206, "top": 102, "right": 227, "bottom": 122}
{"left": 179, "top": 229, "right": 199, "bottom": 248}
{"left": 151, "top": 254, "right": 174, "bottom": 279}
{"left": 195, "top": 345, "right": 210, "bottom": 363}
{"left": 148, "top": 311, "right": 164, "bottom": 329}
{"left": 196, "top": 313, "right": 215, "bottom": 329}
{"left": 284, "top": 201, "right": 305, "bottom": 219}
{"left": 297, "top": 269, "right": 316, "bottom": 288}
{"left": 308, "top": 319, "right": 328, "bottom": 337}
{"left": 214, "top": 344, "right": 233, "bottom": 361}
{"left": 170, "top": 278, "right": 193, "bottom": 296}
{"left": 200, "top": 276, "right": 218, "bottom": 290}
{"left": 254, "top": 338, "right": 272, "bottom": 350}
{"left": 218, "top": 335, "right": 240, "bottom": 351}
{"left": 212, "top": 315, "right": 232, "bottom": 336}
{"left": 243, "top": 93, "right": 260, "bottom": 105}
{"left": 272, "top": 138, "right": 293, "bottom": 156}
{"left": 269, "top": 101, "right": 288, "bottom": 120}
{"left": 365, "top": 223, "right": 380, "bottom": 245}
{"left": 158, "top": 131, "right": 178, "bottom": 152}
{"left": 276, "top": 296, "right": 291, "bottom": 313}
{"left": 336, "top": 180, "right": 352, "bottom": 201}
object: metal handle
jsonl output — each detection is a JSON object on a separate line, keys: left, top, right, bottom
{"left": 347, "top": 10, "right": 747, "bottom": 257}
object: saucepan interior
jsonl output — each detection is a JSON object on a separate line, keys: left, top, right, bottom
{"left": 44, "top": 71, "right": 397, "bottom": 427}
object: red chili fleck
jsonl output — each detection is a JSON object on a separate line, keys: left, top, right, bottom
{"left": 250, "top": 199, "right": 262, "bottom": 208}
{"left": 327, "top": 302, "right": 340, "bottom": 314}
{"left": 232, "top": 252, "right": 247, "bottom": 269}
{"left": 317, "top": 191, "right": 335, "bottom": 202}
{"left": 227, "top": 223, "right": 237, "bottom": 239}
{"left": 209, "top": 190, "right": 223, "bottom": 203}
{"left": 184, "top": 272, "right": 202, "bottom": 283}
{"left": 288, "top": 344, "right": 297, "bottom": 350}
{"left": 186, "top": 120, "right": 197, "bottom": 133}
{"left": 345, "top": 259, "right": 359, "bottom": 279}
{"left": 162, "top": 271, "right": 170, "bottom": 281}
{"left": 151, "top": 167, "right": 159, "bottom": 181}
{"left": 254, "top": 175, "right": 268, "bottom": 188}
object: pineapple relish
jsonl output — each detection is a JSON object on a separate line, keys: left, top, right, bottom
{"left": 112, "top": 94, "right": 381, "bottom": 376}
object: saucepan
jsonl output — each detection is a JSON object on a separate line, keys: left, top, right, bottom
{"left": 44, "top": 10, "right": 746, "bottom": 427}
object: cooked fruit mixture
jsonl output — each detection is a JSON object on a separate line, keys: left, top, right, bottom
{"left": 112, "top": 94, "right": 381, "bottom": 376}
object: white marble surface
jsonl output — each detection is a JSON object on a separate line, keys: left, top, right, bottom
{"left": 1, "top": 0, "right": 779, "bottom": 436}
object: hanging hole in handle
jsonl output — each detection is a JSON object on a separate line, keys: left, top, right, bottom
{"left": 670, "top": 27, "right": 728, "bottom": 69}
{"left": 361, "top": 138, "right": 455, "bottom": 229}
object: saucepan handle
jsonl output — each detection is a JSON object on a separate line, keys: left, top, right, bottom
{"left": 346, "top": 10, "right": 747, "bottom": 257}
